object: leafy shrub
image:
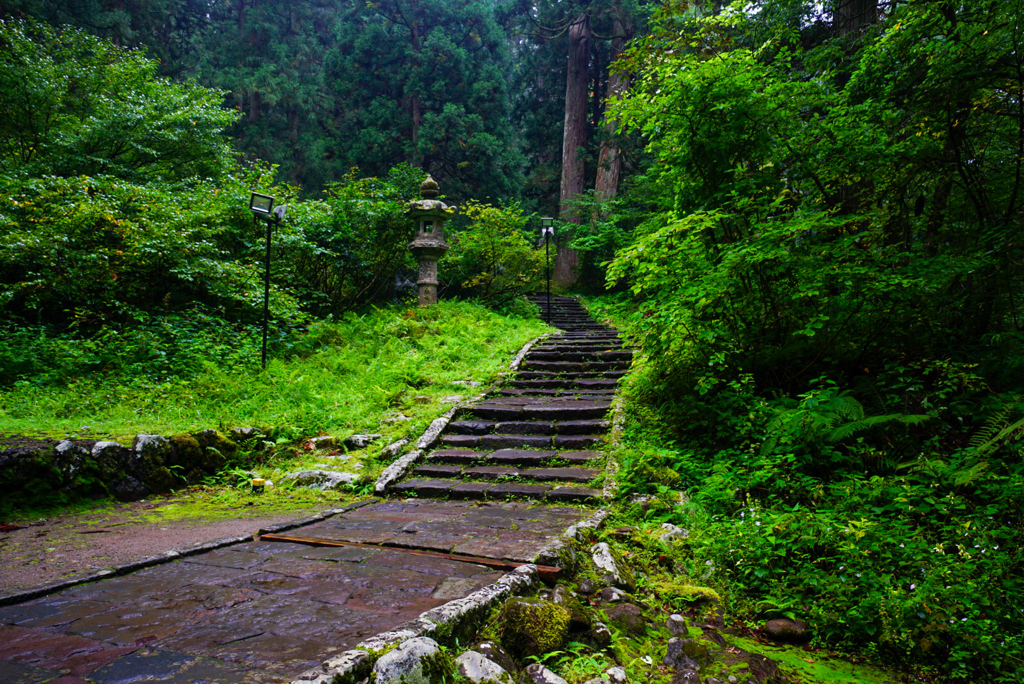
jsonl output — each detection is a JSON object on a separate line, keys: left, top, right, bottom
{"left": 441, "top": 200, "right": 544, "bottom": 307}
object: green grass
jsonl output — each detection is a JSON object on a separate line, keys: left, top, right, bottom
{"left": 0, "top": 300, "right": 549, "bottom": 443}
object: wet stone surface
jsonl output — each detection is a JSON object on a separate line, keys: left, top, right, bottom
{"left": 0, "top": 499, "right": 592, "bottom": 683}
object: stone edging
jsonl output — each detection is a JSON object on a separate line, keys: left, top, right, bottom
{"left": 604, "top": 394, "right": 626, "bottom": 501}
{"left": 571, "top": 295, "right": 628, "bottom": 502}
{"left": 0, "top": 498, "right": 377, "bottom": 608}
{"left": 532, "top": 507, "right": 610, "bottom": 567}
{"left": 291, "top": 564, "right": 539, "bottom": 684}
{"left": 373, "top": 333, "right": 552, "bottom": 495}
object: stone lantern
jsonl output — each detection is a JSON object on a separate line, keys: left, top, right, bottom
{"left": 406, "top": 175, "right": 456, "bottom": 307}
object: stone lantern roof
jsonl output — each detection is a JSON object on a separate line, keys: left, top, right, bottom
{"left": 406, "top": 175, "right": 458, "bottom": 224}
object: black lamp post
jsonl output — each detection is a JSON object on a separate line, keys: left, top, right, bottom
{"left": 541, "top": 217, "right": 554, "bottom": 325}
{"left": 249, "top": 192, "right": 286, "bottom": 369}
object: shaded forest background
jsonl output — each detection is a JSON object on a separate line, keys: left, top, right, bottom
{"left": 2, "top": 0, "right": 1024, "bottom": 681}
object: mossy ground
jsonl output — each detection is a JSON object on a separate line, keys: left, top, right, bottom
{"left": 726, "top": 635, "right": 895, "bottom": 684}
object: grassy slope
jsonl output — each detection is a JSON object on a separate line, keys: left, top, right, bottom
{"left": 0, "top": 300, "right": 549, "bottom": 443}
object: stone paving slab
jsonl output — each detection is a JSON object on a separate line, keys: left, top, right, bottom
{"left": 0, "top": 499, "right": 593, "bottom": 684}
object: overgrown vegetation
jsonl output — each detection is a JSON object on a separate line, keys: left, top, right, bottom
{"left": 4, "top": 1, "right": 1024, "bottom": 681}
{"left": 0, "top": 300, "right": 547, "bottom": 441}
{"left": 570, "top": 0, "right": 1024, "bottom": 680}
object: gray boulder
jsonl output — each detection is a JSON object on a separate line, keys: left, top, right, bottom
{"left": 764, "top": 618, "right": 811, "bottom": 644}
{"left": 598, "top": 586, "right": 629, "bottom": 603}
{"left": 454, "top": 651, "right": 512, "bottom": 684}
{"left": 474, "top": 641, "right": 516, "bottom": 675}
{"left": 590, "top": 542, "right": 635, "bottom": 590}
{"left": 53, "top": 440, "right": 89, "bottom": 483}
{"left": 345, "top": 433, "right": 383, "bottom": 449}
{"left": 283, "top": 469, "right": 362, "bottom": 490}
{"left": 660, "top": 523, "right": 689, "bottom": 543}
{"left": 605, "top": 666, "right": 627, "bottom": 684}
{"left": 667, "top": 614, "right": 688, "bottom": 636}
{"left": 372, "top": 636, "right": 441, "bottom": 684}
{"left": 523, "top": 664, "right": 569, "bottom": 684}
{"left": 380, "top": 438, "right": 410, "bottom": 459}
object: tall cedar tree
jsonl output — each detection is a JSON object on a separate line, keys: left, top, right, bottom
{"left": 514, "top": 0, "right": 647, "bottom": 288}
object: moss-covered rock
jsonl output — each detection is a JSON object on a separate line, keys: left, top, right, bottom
{"left": 552, "top": 584, "right": 591, "bottom": 632}
{"left": 192, "top": 429, "right": 237, "bottom": 473}
{"left": 590, "top": 542, "right": 636, "bottom": 591}
{"left": 91, "top": 441, "right": 130, "bottom": 481}
{"left": 498, "top": 598, "right": 571, "bottom": 660}
{"left": 130, "top": 436, "right": 170, "bottom": 486}
{"left": 146, "top": 465, "right": 178, "bottom": 494}
{"left": 169, "top": 434, "right": 203, "bottom": 470}
{"left": 51, "top": 440, "right": 85, "bottom": 484}
{"left": 603, "top": 603, "right": 647, "bottom": 637}
{"left": 193, "top": 429, "right": 238, "bottom": 458}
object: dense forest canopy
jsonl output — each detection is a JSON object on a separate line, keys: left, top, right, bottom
{"left": 2, "top": 0, "right": 1024, "bottom": 680}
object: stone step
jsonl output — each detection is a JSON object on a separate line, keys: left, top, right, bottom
{"left": 463, "top": 398, "right": 612, "bottom": 421}
{"left": 509, "top": 378, "right": 620, "bottom": 390}
{"left": 516, "top": 371, "right": 627, "bottom": 380}
{"left": 526, "top": 351, "right": 633, "bottom": 363}
{"left": 448, "top": 419, "right": 610, "bottom": 435}
{"left": 426, "top": 448, "right": 602, "bottom": 466}
{"left": 392, "top": 478, "right": 601, "bottom": 503}
{"left": 532, "top": 342, "right": 626, "bottom": 350}
{"left": 521, "top": 361, "right": 630, "bottom": 373}
{"left": 440, "top": 433, "right": 605, "bottom": 450}
{"left": 387, "top": 294, "right": 621, "bottom": 503}
{"left": 498, "top": 388, "right": 616, "bottom": 397}
{"left": 412, "top": 464, "right": 598, "bottom": 483}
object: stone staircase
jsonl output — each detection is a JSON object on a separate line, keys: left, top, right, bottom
{"left": 390, "top": 295, "right": 629, "bottom": 503}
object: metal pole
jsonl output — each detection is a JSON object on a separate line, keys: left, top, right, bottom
{"left": 545, "top": 233, "right": 551, "bottom": 325}
{"left": 262, "top": 217, "right": 272, "bottom": 369}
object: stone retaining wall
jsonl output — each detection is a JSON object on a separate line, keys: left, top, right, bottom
{"left": 0, "top": 427, "right": 266, "bottom": 515}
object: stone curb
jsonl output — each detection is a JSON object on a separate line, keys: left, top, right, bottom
{"left": 0, "top": 498, "right": 376, "bottom": 608}
{"left": 291, "top": 564, "right": 538, "bottom": 684}
{"left": 604, "top": 393, "right": 627, "bottom": 501}
{"left": 373, "top": 333, "right": 552, "bottom": 495}
{"left": 533, "top": 507, "right": 610, "bottom": 567}
{"left": 573, "top": 295, "right": 628, "bottom": 503}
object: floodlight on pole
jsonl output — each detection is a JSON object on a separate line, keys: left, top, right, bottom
{"left": 541, "top": 217, "right": 554, "bottom": 325}
{"left": 248, "top": 192, "right": 285, "bottom": 369}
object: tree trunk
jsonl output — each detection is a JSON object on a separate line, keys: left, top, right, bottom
{"left": 554, "top": 12, "right": 590, "bottom": 288}
{"left": 409, "top": 18, "right": 423, "bottom": 167}
{"left": 594, "top": 9, "right": 632, "bottom": 206}
{"left": 834, "top": 0, "right": 877, "bottom": 33}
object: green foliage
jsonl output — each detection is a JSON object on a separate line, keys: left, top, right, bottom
{"left": 591, "top": 2, "right": 1024, "bottom": 675}
{"left": 280, "top": 165, "right": 422, "bottom": 316}
{"left": 0, "top": 168, "right": 297, "bottom": 329}
{"left": 0, "top": 20, "right": 298, "bottom": 333}
{"left": 441, "top": 200, "right": 544, "bottom": 307}
{"left": 608, "top": 0, "right": 1024, "bottom": 392}
{"left": 191, "top": 0, "right": 522, "bottom": 199}
{"left": 0, "top": 18, "right": 237, "bottom": 182}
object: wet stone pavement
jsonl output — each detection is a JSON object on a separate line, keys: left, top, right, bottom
{"left": 0, "top": 499, "right": 593, "bottom": 684}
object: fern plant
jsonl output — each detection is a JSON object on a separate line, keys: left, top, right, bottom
{"left": 762, "top": 379, "right": 930, "bottom": 456}
{"left": 969, "top": 397, "right": 1024, "bottom": 458}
